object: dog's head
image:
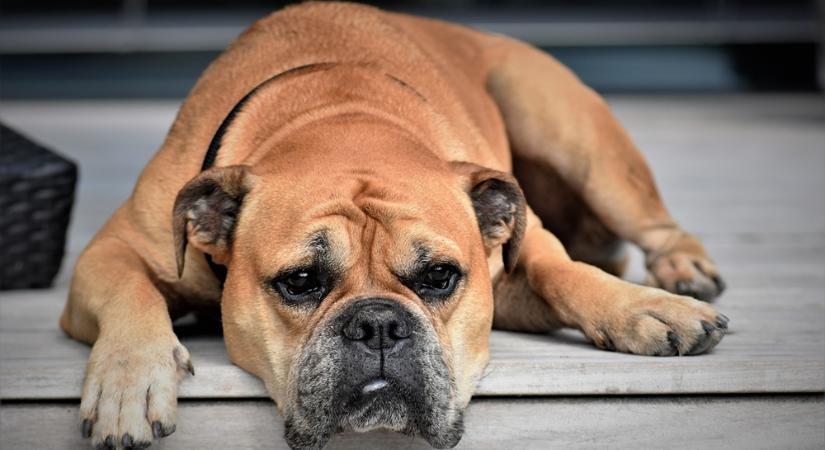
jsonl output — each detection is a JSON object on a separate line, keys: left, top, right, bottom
{"left": 172, "top": 118, "right": 525, "bottom": 448}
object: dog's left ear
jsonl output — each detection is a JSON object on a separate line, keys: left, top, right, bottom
{"left": 452, "top": 162, "right": 526, "bottom": 273}
{"left": 172, "top": 165, "right": 253, "bottom": 278}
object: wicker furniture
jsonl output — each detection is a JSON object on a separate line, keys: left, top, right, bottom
{"left": 0, "top": 124, "right": 77, "bottom": 289}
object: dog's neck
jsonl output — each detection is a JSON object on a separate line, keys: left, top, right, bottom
{"left": 209, "top": 62, "right": 472, "bottom": 168}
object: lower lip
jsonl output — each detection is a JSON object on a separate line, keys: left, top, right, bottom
{"left": 362, "top": 378, "right": 389, "bottom": 394}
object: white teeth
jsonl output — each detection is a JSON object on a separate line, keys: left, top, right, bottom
{"left": 362, "top": 379, "right": 388, "bottom": 394}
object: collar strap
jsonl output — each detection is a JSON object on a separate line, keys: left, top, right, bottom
{"left": 200, "top": 63, "right": 333, "bottom": 285}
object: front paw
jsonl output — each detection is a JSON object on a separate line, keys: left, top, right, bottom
{"left": 79, "top": 333, "right": 194, "bottom": 449}
{"left": 587, "top": 289, "right": 729, "bottom": 356}
{"left": 645, "top": 232, "right": 726, "bottom": 302}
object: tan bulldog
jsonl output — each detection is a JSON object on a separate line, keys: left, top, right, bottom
{"left": 60, "top": 3, "right": 728, "bottom": 449}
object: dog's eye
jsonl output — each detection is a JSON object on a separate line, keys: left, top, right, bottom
{"left": 272, "top": 268, "right": 328, "bottom": 305}
{"left": 412, "top": 264, "right": 461, "bottom": 300}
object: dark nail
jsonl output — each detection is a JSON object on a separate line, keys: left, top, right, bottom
{"left": 134, "top": 441, "right": 152, "bottom": 450}
{"left": 712, "top": 275, "right": 727, "bottom": 294}
{"left": 152, "top": 421, "right": 176, "bottom": 438}
{"left": 104, "top": 435, "right": 116, "bottom": 450}
{"left": 122, "top": 433, "right": 134, "bottom": 449}
{"left": 604, "top": 335, "right": 615, "bottom": 352}
{"left": 675, "top": 281, "right": 690, "bottom": 295}
{"left": 82, "top": 419, "right": 93, "bottom": 438}
{"left": 187, "top": 360, "right": 195, "bottom": 376}
{"left": 701, "top": 320, "right": 715, "bottom": 335}
{"left": 719, "top": 313, "right": 730, "bottom": 323}
{"left": 715, "top": 314, "right": 729, "bottom": 329}
{"left": 696, "top": 288, "right": 715, "bottom": 302}
{"left": 667, "top": 331, "right": 682, "bottom": 355}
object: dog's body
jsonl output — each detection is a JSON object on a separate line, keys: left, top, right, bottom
{"left": 61, "top": 3, "right": 727, "bottom": 449}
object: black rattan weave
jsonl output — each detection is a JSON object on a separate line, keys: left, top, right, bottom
{"left": 0, "top": 124, "right": 77, "bottom": 289}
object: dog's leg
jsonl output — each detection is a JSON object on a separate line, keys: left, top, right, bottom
{"left": 495, "top": 216, "right": 727, "bottom": 355}
{"left": 486, "top": 41, "right": 725, "bottom": 301}
{"left": 512, "top": 155, "right": 628, "bottom": 278}
{"left": 61, "top": 236, "right": 192, "bottom": 449}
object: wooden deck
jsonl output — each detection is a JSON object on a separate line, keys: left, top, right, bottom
{"left": 1, "top": 95, "right": 823, "bottom": 448}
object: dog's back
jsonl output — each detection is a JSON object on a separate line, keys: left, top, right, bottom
{"left": 164, "top": 2, "right": 509, "bottom": 172}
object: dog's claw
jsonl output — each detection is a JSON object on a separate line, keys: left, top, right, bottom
{"left": 122, "top": 433, "right": 134, "bottom": 449}
{"left": 152, "top": 421, "right": 163, "bottom": 439}
{"left": 152, "top": 420, "right": 175, "bottom": 438}
{"left": 719, "top": 313, "right": 730, "bottom": 323}
{"left": 666, "top": 331, "right": 682, "bottom": 355}
{"left": 100, "top": 435, "right": 116, "bottom": 450}
{"left": 712, "top": 275, "right": 727, "bottom": 295}
{"left": 686, "top": 320, "right": 720, "bottom": 355}
{"left": 82, "top": 419, "right": 93, "bottom": 438}
{"left": 173, "top": 346, "right": 194, "bottom": 376}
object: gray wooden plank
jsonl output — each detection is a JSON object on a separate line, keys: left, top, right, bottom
{"left": 2, "top": 396, "right": 823, "bottom": 450}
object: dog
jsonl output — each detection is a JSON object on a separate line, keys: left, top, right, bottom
{"left": 60, "top": 3, "right": 728, "bottom": 449}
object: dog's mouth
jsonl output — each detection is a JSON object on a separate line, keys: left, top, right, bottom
{"left": 283, "top": 298, "right": 464, "bottom": 449}
{"left": 338, "top": 377, "right": 412, "bottom": 433}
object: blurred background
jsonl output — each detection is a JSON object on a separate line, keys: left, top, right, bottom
{"left": 0, "top": 0, "right": 822, "bottom": 98}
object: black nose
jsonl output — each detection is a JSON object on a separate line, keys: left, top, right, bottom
{"left": 342, "top": 299, "right": 412, "bottom": 351}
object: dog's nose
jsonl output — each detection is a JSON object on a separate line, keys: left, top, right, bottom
{"left": 342, "top": 300, "right": 411, "bottom": 351}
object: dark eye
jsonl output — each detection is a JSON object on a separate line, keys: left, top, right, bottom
{"left": 412, "top": 264, "right": 461, "bottom": 300}
{"left": 272, "top": 268, "right": 329, "bottom": 305}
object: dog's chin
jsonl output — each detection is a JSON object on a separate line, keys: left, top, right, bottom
{"left": 338, "top": 384, "right": 411, "bottom": 433}
{"left": 284, "top": 382, "right": 464, "bottom": 450}
{"left": 337, "top": 387, "right": 465, "bottom": 448}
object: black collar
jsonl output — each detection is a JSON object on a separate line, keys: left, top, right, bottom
{"left": 200, "top": 63, "right": 332, "bottom": 285}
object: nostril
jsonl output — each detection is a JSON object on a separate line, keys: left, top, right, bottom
{"left": 343, "top": 320, "right": 373, "bottom": 341}
{"left": 389, "top": 321, "right": 410, "bottom": 340}
{"left": 360, "top": 324, "right": 374, "bottom": 341}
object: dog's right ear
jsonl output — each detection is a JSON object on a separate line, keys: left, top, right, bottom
{"left": 451, "top": 161, "right": 527, "bottom": 273}
{"left": 172, "top": 165, "right": 253, "bottom": 278}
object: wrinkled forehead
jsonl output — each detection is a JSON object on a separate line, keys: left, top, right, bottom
{"left": 237, "top": 171, "right": 476, "bottom": 274}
